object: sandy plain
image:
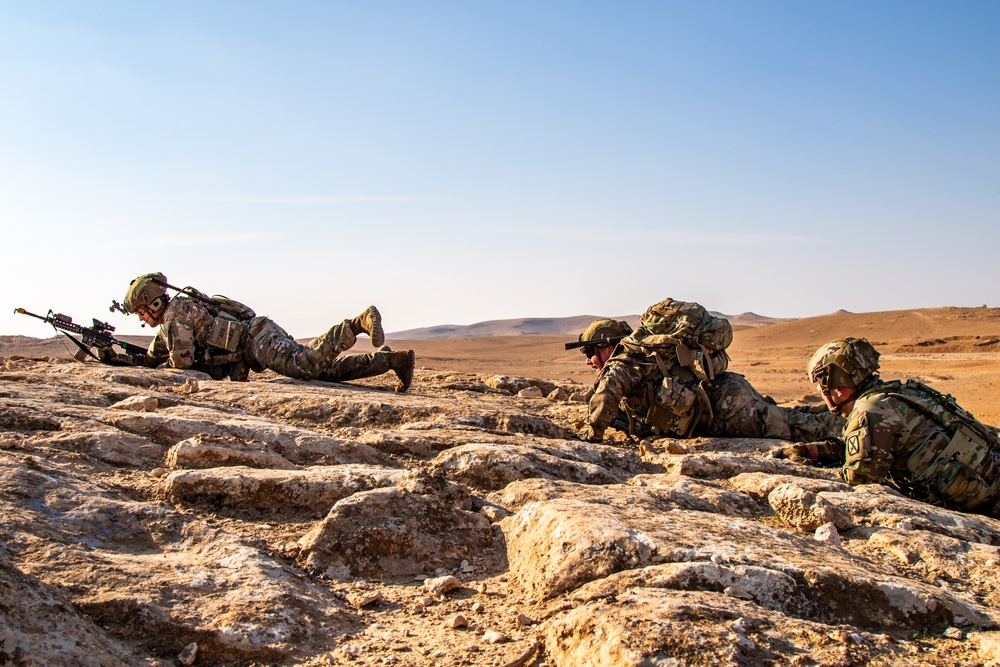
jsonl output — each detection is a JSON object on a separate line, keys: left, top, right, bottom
{"left": 6, "top": 305, "right": 1000, "bottom": 425}
{"left": 383, "top": 306, "right": 1000, "bottom": 427}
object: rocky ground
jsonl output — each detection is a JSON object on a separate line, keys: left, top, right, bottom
{"left": 2, "top": 351, "right": 1000, "bottom": 666}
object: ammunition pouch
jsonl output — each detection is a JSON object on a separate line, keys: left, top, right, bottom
{"left": 645, "top": 374, "right": 705, "bottom": 438}
{"left": 206, "top": 316, "right": 248, "bottom": 353}
{"left": 908, "top": 424, "right": 1000, "bottom": 510}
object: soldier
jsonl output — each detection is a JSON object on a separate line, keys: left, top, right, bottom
{"left": 772, "top": 337, "right": 1000, "bottom": 515}
{"left": 570, "top": 308, "right": 844, "bottom": 443}
{"left": 115, "top": 272, "right": 415, "bottom": 391}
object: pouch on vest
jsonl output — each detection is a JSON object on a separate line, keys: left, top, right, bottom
{"left": 907, "top": 423, "right": 1000, "bottom": 509}
{"left": 206, "top": 317, "right": 247, "bottom": 353}
{"left": 935, "top": 456, "right": 994, "bottom": 509}
{"left": 646, "top": 375, "right": 700, "bottom": 437}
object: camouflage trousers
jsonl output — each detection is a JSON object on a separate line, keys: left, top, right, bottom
{"left": 702, "top": 373, "right": 845, "bottom": 442}
{"left": 317, "top": 350, "right": 397, "bottom": 383}
{"left": 245, "top": 316, "right": 357, "bottom": 380}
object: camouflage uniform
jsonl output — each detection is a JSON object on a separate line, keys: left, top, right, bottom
{"left": 318, "top": 350, "right": 403, "bottom": 383}
{"left": 832, "top": 378, "right": 1000, "bottom": 514}
{"left": 149, "top": 296, "right": 379, "bottom": 382}
{"left": 242, "top": 315, "right": 357, "bottom": 380}
{"left": 587, "top": 350, "right": 844, "bottom": 441}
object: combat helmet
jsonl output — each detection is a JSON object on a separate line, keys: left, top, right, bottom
{"left": 565, "top": 318, "right": 633, "bottom": 354}
{"left": 123, "top": 272, "right": 168, "bottom": 315}
{"left": 807, "top": 337, "right": 881, "bottom": 389}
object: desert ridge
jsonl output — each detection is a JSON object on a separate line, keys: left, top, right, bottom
{"left": 4, "top": 305, "right": 1000, "bottom": 425}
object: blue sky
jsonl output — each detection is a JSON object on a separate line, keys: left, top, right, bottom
{"left": 3, "top": 2, "right": 998, "bottom": 338}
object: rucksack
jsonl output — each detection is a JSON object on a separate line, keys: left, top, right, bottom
{"left": 639, "top": 298, "right": 733, "bottom": 352}
{"left": 873, "top": 379, "right": 1000, "bottom": 509}
{"left": 181, "top": 286, "right": 257, "bottom": 321}
{"left": 620, "top": 298, "right": 733, "bottom": 381}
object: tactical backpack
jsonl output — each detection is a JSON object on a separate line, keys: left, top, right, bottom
{"left": 875, "top": 379, "right": 1000, "bottom": 510}
{"left": 620, "top": 298, "right": 733, "bottom": 382}
{"left": 617, "top": 298, "right": 734, "bottom": 437}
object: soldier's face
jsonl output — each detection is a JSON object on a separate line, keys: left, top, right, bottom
{"left": 586, "top": 345, "right": 614, "bottom": 371}
{"left": 136, "top": 302, "right": 165, "bottom": 327}
{"left": 818, "top": 384, "right": 857, "bottom": 415}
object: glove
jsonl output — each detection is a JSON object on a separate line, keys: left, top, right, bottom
{"left": 770, "top": 440, "right": 844, "bottom": 465}
{"left": 769, "top": 444, "right": 817, "bottom": 464}
{"left": 577, "top": 424, "right": 605, "bottom": 443}
{"left": 96, "top": 347, "right": 139, "bottom": 366}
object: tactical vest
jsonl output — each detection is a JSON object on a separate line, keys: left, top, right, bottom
{"left": 863, "top": 379, "right": 1000, "bottom": 510}
{"left": 181, "top": 286, "right": 256, "bottom": 355}
{"left": 616, "top": 299, "right": 733, "bottom": 438}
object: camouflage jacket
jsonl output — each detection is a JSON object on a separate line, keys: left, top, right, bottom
{"left": 587, "top": 348, "right": 709, "bottom": 438}
{"left": 837, "top": 379, "right": 1000, "bottom": 509}
{"left": 148, "top": 296, "right": 217, "bottom": 369}
{"left": 587, "top": 350, "right": 652, "bottom": 433}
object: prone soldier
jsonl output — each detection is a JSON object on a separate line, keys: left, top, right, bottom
{"left": 571, "top": 300, "right": 844, "bottom": 443}
{"left": 773, "top": 337, "right": 1000, "bottom": 516}
{"left": 113, "top": 272, "right": 415, "bottom": 391}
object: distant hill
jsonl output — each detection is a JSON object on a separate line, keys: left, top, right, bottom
{"left": 730, "top": 306, "right": 1000, "bottom": 355}
{"left": 386, "top": 311, "right": 787, "bottom": 340}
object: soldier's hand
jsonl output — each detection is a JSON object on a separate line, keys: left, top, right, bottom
{"left": 577, "top": 424, "right": 604, "bottom": 443}
{"left": 769, "top": 444, "right": 818, "bottom": 465}
{"left": 96, "top": 347, "right": 133, "bottom": 365}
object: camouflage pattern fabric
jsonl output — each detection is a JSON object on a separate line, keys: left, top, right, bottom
{"left": 586, "top": 350, "right": 844, "bottom": 441}
{"left": 835, "top": 379, "right": 1000, "bottom": 513}
{"left": 147, "top": 296, "right": 361, "bottom": 382}
{"left": 148, "top": 296, "right": 217, "bottom": 369}
{"left": 245, "top": 317, "right": 356, "bottom": 380}
{"left": 703, "top": 373, "right": 845, "bottom": 441}
{"left": 317, "top": 350, "right": 394, "bottom": 382}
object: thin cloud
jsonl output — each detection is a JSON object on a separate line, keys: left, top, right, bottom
{"left": 107, "top": 232, "right": 279, "bottom": 249}
{"left": 198, "top": 194, "right": 439, "bottom": 204}
{"left": 481, "top": 225, "right": 816, "bottom": 245}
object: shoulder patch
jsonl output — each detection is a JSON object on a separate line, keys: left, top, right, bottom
{"left": 846, "top": 433, "right": 861, "bottom": 457}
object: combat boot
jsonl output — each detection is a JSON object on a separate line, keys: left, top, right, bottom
{"left": 389, "top": 350, "right": 415, "bottom": 392}
{"left": 351, "top": 306, "right": 384, "bottom": 347}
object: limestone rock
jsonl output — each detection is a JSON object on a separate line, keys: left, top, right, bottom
{"left": 298, "top": 482, "right": 493, "bottom": 578}
{"left": 164, "top": 464, "right": 408, "bottom": 513}
{"left": 424, "top": 575, "right": 463, "bottom": 596}
{"left": 109, "top": 395, "right": 158, "bottom": 412}
{"left": 547, "top": 387, "right": 569, "bottom": 401}
{"left": 2, "top": 357, "right": 998, "bottom": 666}
{"left": 431, "top": 442, "right": 625, "bottom": 491}
{"left": 768, "top": 482, "right": 854, "bottom": 531}
{"left": 815, "top": 522, "right": 843, "bottom": 547}
{"left": 165, "top": 433, "right": 300, "bottom": 470}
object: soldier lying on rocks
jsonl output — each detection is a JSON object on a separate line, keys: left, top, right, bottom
{"left": 772, "top": 337, "right": 1000, "bottom": 517}
{"left": 568, "top": 299, "right": 844, "bottom": 444}
{"left": 105, "top": 272, "right": 415, "bottom": 391}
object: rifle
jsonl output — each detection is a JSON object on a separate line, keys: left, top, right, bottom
{"left": 14, "top": 308, "right": 149, "bottom": 363}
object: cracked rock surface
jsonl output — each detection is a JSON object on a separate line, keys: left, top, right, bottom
{"left": 1, "top": 354, "right": 1000, "bottom": 666}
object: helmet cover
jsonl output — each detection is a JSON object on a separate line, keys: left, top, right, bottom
{"left": 123, "top": 273, "right": 168, "bottom": 314}
{"left": 807, "top": 337, "right": 880, "bottom": 388}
